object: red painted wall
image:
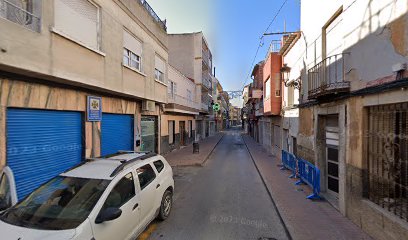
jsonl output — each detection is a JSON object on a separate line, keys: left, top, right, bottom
{"left": 263, "top": 53, "right": 282, "bottom": 115}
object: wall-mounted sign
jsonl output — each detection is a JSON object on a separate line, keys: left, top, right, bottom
{"left": 252, "top": 89, "right": 263, "bottom": 99}
{"left": 87, "top": 96, "right": 102, "bottom": 121}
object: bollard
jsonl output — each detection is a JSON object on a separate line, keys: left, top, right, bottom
{"left": 193, "top": 141, "right": 199, "bottom": 154}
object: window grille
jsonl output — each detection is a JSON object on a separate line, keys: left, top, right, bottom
{"left": 0, "top": 0, "right": 41, "bottom": 32}
{"left": 365, "top": 103, "right": 408, "bottom": 221}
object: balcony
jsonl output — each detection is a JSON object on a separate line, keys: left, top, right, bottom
{"left": 167, "top": 93, "right": 200, "bottom": 111}
{"left": 202, "top": 50, "right": 211, "bottom": 70}
{"left": 308, "top": 53, "right": 350, "bottom": 99}
{"left": 138, "top": 0, "right": 166, "bottom": 31}
{"left": 0, "top": 0, "right": 41, "bottom": 32}
{"left": 202, "top": 74, "right": 212, "bottom": 91}
{"left": 255, "top": 102, "right": 264, "bottom": 116}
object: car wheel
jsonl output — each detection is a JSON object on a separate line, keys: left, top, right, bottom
{"left": 158, "top": 190, "right": 172, "bottom": 220}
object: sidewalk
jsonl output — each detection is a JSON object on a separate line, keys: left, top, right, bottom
{"left": 163, "top": 133, "right": 223, "bottom": 167}
{"left": 242, "top": 134, "right": 372, "bottom": 240}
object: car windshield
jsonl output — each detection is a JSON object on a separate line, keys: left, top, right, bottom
{"left": 0, "top": 176, "right": 110, "bottom": 230}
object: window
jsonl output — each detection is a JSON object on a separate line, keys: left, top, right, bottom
{"left": 0, "top": 176, "right": 110, "bottom": 230}
{"left": 155, "top": 55, "right": 165, "bottom": 83}
{"left": 265, "top": 77, "right": 271, "bottom": 99}
{"left": 123, "top": 30, "right": 142, "bottom": 71}
{"left": 168, "top": 81, "right": 177, "bottom": 99}
{"left": 137, "top": 164, "right": 156, "bottom": 190}
{"left": 188, "top": 120, "right": 193, "bottom": 138}
{"left": 123, "top": 48, "right": 141, "bottom": 71}
{"left": 1, "top": 0, "right": 41, "bottom": 32}
{"left": 187, "top": 89, "right": 192, "bottom": 103}
{"left": 102, "top": 173, "right": 135, "bottom": 210}
{"left": 155, "top": 69, "right": 164, "bottom": 82}
{"left": 153, "top": 160, "right": 165, "bottom": 173}
{"left": 365, "top": 103, "right": 408, "bottom": 220}
{"left": 168, "top": 120, "right": 175, "bottom": 144}
{"left": 54, "top": 0, "right": 99, "bottom": 49}
{"left": 275, "top": 90, "right": 281, "bottom": 97}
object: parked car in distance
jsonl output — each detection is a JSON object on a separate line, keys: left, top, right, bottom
{"left": 0, "top": 151, "right": 174, "bottom": 240}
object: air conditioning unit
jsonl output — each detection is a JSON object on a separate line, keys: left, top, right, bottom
{"left": 142, "top": 100, "right": 155, "bottom": 112}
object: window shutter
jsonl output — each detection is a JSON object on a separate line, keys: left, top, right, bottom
{"left": 155, "top": 55, "right": 165, "bottom": 73}
{"left": 173, "top": 82, "right": 177, "bottom": 95}
{"left": 54, "top": 0, "right": 98, "bottom": 49}
{"left": 123, "top": 30, "right": 142, "bottom": 57}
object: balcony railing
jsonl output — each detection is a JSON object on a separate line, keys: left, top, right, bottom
{"left": 267, "top": 40, "right": 281, "bottom": 54}
{"left": 139, "top": 0, "right": 166, "bottom": 31}
{"left": 308, "top": 53, "right": 350, "bottom": 99}
{"left": 168, "top": 93, "right": 200, "bottom": 110}
{"left": 0, "top": 0, "right": 40, "bottom": 32}
{"left": 202, "top": 50, "right": 211, "bottom": 69}
{"left": 202, "top": 74, "right": 212, "bottom": 91}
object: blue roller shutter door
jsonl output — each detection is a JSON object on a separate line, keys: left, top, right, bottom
{"left": 101, "top": 113, "right": 134, "bottom": 156}
{"left": 6, "top": 108, "right": 83, "bottom": 200}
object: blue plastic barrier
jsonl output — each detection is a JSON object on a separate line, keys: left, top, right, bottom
{"left": 295, "top": 158, "right": 321, "bottom": 200}
{"left": 280, "top": 150, "right": 297, "bottom": 178}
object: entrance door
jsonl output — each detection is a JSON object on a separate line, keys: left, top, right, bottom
{"left": 141, "top": 116, "right": 157, "bottom": 153}
{"left": 179, "top": 121, "right": 185, "bottom": 146}
{"left": 326, "top": 126, "right": 339, "bottom": 195}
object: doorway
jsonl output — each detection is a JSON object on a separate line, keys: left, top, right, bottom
{"left": 325, "top": 115, "right": 339, "bottom": 196}
{"left": 141, "top": 116, "right": 158, "bottom": 153}
{"left": 179, "top": 121, "right": 185, "bottom": 146}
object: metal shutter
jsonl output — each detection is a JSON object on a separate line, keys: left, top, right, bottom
{"left": 6, "top": 108, "right": 83, "bottom": 200}
{"left": 101, "top": 113, "right": 134, "bottom": 156}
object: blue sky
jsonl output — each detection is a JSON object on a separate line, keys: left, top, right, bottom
{"left": 148, "top": 0, "right": 300, "bottom": 106}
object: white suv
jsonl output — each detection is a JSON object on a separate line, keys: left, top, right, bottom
{"left": 0, "top": 151, "right": 174, "bottom": 240}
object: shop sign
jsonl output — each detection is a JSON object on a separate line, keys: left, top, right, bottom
{"left": 87, "top": 96, "right": 102, "bottom": 121}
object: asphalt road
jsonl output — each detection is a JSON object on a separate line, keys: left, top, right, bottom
{"left": 145, "top": 130, "right": 289, "bottom": 240}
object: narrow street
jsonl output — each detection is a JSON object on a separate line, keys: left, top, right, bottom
{"left": 145, "top": 129, "right": 289, "bottom": 240}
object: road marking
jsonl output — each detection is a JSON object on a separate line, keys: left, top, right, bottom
{"left": 137, "top": 223, "right": 157, "bottom": 240}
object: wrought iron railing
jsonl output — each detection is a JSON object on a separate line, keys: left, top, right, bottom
{"left": 138, "top": 0, "right": 166, "bottom": 31}
{"left": 365, "top": 103, "right": 408, "bottom": 221}
{"left": 202, "top": 74, "right": 212, "bottom": 90}
{"left": 267, "top": 40, "right": 281, "bottom": 55}
{"left": 307, "top": 53, "right": 350, "bottom": 99}
{"left": 202, "top": 49, "right": 211, "bottom": 69}
{"left": 0, "top": 0, "right": 40, "bottom": 32}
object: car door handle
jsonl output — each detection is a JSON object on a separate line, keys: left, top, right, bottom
{"left": 133, "top": 203, "right": 139, "bottom": 210}
{"left": 156, "top": 184, "right": 160, "bottom": 189}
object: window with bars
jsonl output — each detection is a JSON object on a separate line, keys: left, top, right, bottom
{"left": 365, "top": 103, "right": 408, "bottom": 221}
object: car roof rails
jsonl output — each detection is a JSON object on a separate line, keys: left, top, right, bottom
{"left": 110, "top": 152, "right": 157, "bottom": 177}
{"left": 63, "top": 158, "right": 96, "bottom": 173}
{"left": 100, "top": 150, "right": 151, "bottom": 159}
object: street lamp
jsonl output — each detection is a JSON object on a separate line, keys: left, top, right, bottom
{"left": 281, "top": 64, "right": 291, "bottom": 86}
{"left": 281, "top": 64, "right": 301, "bottom": 90}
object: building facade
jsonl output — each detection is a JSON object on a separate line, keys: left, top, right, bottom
{"left": 282, "top": 0, "right": 408, "bottom": 239}
{"left": 168, "top": 32, "right": 214, "bottom": 140}
{"left": 0, "top": 0, "right": 168, "bottom": 200}
{"left": 160, "top": 65, "right": 199, "bottom": 154}
{"left": 261, "top": 43, "right": 283, "bottom": 158}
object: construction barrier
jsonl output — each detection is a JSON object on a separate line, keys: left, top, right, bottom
{"left": 281, "top": 150, "right": 321, "bottom": 200}
{"left": 280, "top": 150, "right": 297, "bottom": 178}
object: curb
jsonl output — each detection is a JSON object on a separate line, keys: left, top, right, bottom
{"left": 241, "top": 134, "right": 293, "bottom": 240}
{"left": 200, "top": 133, "right": 224, "bottom": 166}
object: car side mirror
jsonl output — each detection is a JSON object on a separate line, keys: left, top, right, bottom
{"left": 95, "top": 207, "right": 122, "bottom": 224}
